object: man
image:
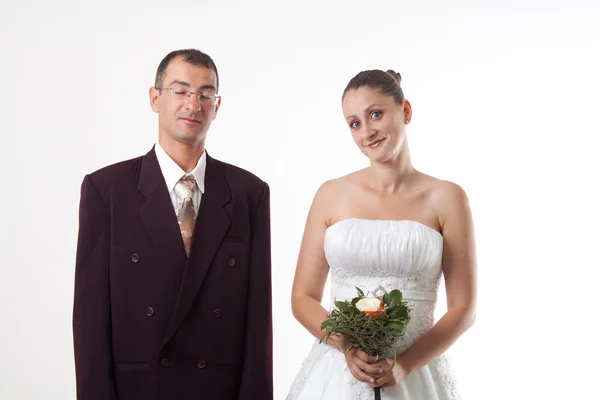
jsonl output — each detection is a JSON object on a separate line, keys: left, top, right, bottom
{"left": 73, "top": 49, "right": 272, "bottom": 400}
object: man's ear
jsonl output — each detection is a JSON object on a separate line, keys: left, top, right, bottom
{"left": 150, "top": 86, "right": 160, "bottom": 113}
{"left": 212, "top": 97, "right": 222, "bottom": 120}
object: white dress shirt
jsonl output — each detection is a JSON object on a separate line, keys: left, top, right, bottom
{"left": 155, "top": 143, "right": 206, "bottom": 215}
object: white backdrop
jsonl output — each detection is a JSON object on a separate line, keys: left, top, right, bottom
{"left": 1, "top": 0, "right": 599, "bottom": 399}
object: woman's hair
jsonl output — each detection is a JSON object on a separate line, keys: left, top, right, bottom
{"left": 342, "top": 69, "right": 404, "bottom": 104}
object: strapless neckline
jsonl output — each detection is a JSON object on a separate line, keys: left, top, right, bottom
{"left": 326, "top": 218, "right": 443, "bottom": 239}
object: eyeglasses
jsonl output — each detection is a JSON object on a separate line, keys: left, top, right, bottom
{"left": 156, "top": 86, "right": 221, "bottom": 105}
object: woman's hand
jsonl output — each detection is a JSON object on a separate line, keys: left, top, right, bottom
{"left": 369, "top": 356, "right": 409, "bottom": 389}
{"left": 343, "top": 345, "right": 384, "bottom": 384}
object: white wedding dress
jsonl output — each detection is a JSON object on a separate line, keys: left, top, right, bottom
{"left": 286, "top": 219, "right": 461, "bottom": 400}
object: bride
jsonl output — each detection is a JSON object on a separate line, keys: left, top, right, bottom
{"left": 286, "top": 69, "right": 477, "bottom": 399}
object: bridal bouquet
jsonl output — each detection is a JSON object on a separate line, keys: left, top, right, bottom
{"left": 320, "top": 286, "right": 411, "bottom": 400}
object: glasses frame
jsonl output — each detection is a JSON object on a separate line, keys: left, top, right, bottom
{"left": 156, "top": 86, "right": 221, "bottom": 105}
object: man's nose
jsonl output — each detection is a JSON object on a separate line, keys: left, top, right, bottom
{"left": 184, "top": 93, "right": 201, "bottom": 111}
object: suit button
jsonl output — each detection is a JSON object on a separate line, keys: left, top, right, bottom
{"left": 228, "top": 258, "right": 236, "bottom": 267}
{"left": 197, "top": 360, "right": 206, "bottom": 369}
{"left": 160, "top": 358, "right": 169, "bottom": 367}
{"left": 214, "top": 308, "right": 221, "bottom": 318}
{"left": 146, "top": 307, "right": 155, "bottom": 317}
{"left": 131, "top": 253, "right": 140, "bottom": 263}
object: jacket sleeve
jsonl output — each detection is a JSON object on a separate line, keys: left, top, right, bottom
{"left": 72, "top": 174, "right": 116, "bottom": 399}
{"left": 238, "top": 182, "right": 273, "bottom": 399}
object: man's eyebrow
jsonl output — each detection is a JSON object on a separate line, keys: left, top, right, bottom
{"left": 167, "top": 80, "right": 190, "bottom": 87}
{"left": 167, "top": 81, "right": 216, "bottom": 92}
{"left": 198, "top": 84, "right": 217, "bottom": 91}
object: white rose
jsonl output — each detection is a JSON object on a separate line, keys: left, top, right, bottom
{"left": 355, "top": 297, "right": 383, "bottom": 312}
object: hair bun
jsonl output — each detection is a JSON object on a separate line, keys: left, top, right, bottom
{"left": 386, "top": 69, "right": 402, "bottom": 85}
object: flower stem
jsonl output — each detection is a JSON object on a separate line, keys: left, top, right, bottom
{"left": 373, "top": 352, "right": 397, "bottom": 399}
{"left": 344, "top": 343, "right": 357, "bottom": 354}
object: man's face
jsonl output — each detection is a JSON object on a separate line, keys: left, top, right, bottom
{"left": 150, "top": 56, "right": 221, "bottom": 147}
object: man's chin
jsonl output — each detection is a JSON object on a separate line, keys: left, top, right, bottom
{"left": 172, "top": 131, "right": 206, "bottom": 146}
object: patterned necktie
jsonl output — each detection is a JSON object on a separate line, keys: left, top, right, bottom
{"left": 174, "top": 175, "right": 198, "bottom": 257}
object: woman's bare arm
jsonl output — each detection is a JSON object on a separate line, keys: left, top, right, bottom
{"left": 291, "top": 181, "right": 339, "bottom": 345}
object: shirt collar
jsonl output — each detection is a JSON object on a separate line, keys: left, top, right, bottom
{"left": 155, "top": 142, "right": 206, "bottom": 194}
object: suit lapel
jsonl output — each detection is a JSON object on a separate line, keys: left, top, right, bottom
{"left": 138, "top": 147, "right": 187, "bottom": 288}
{"left": 160, "top": 153, "right": 232, "bottom": 350}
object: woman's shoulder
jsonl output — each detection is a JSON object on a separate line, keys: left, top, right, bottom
{"left": 310, "top": 170, "right": 367, "bottom": 224}
{"left": 315, "top": 169, "right": 367, "bottom": 196}
{"left": 418, "top": 174, "right": 471, "bottom": 222}
{"left": 426, "top": 176, "right": 468, "bottom": 203}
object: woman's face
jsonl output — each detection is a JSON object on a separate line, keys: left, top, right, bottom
{"left": 342, "top": 86, "right": 411, "bottom": 164}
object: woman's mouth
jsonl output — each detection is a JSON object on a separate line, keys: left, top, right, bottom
{"left": 365, "top": 138, "right": 385, "bottom": 148}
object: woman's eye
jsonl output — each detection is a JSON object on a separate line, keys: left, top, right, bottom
{"left": 371, "top": 111, "right": 382, "bottom": 119}
{"left": 350, "top": 121, "right": 360, "bottom": 129}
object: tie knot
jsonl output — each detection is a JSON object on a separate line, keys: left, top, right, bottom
{"left": 174, "top": 175, "right": 197, "bottom": 199}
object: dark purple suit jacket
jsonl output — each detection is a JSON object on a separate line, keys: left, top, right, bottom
{"left": 73, "top": 147, "right": 272, "bottom": 400}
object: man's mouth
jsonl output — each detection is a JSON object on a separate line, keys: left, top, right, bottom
{"left": 180, "top": 117, "right": 200, "bottom": 124}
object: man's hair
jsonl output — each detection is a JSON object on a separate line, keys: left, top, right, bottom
{"left": 154, "top": 49, "right": 219, "bottom": 90}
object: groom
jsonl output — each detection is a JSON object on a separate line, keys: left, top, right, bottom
{"left": 72, "top": 49, "right": 273, "bottom": 399}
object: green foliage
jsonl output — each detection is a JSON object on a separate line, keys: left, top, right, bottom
{"left": 320, "top": 287, "right": 411, "bottom": 357}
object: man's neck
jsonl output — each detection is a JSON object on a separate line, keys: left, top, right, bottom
{"left": 158, "top": 138, "right": 205, "bottom": 173}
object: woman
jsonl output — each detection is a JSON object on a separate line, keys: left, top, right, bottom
{"left": 286, "top": 69, "right": 476, "bottom": 399}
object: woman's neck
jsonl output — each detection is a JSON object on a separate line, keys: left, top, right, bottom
{"left": 367, "top": 147, "right": 415, "bottom": 193}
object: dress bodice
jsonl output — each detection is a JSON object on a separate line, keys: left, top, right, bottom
{"left": 324, "top": 219, "right": 444, "bottom": 352}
